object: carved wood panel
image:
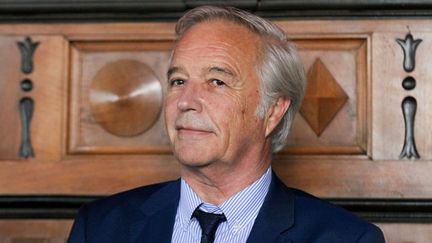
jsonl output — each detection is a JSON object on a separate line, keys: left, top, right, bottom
{"left": 68, "top": 41, "right": 172, "bottom": 155}
{"left": 0, "top": 21, "right": 431, "bottom": 198}
{"left": 373, "top": 32, "right": 432, "bottom": 160}
{"left": 0, "top": 35, "right": 65, "bottom": 161}
{"left": 0, "top": 20, "right": 432, "bottom": 243}
{"left": 67, "top": 37, "right": 367, "bottom": 157}
{"left": 285, "top": 38, "right": 367, "bottom": 155}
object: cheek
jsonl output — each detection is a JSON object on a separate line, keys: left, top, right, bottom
{"left": 164, "top": 93, "right": 178, "bottom": 114}
{"left": 239, "top": 94, "right": 258, "bottom": 118}
{"left": 163, "top": 96, "right": 177, "bottom": 130}
{"left": 239, "top": 95, "right": 263, "bottom": 132}
{"left": 218, "top": 99, "right": 251, "bottom": 134}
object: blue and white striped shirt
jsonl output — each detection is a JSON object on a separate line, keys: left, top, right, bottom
{"left": 171, "top": 167, "right": 272, "bottom": 243}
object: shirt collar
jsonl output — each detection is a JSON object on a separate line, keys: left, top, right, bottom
{"left": 177, "top": 179, "right": 202, "bottom": 225}
{"left": 177, "top": 167, "right": 272, "bottom": 233}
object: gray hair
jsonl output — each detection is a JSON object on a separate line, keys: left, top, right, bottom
{"left": 175, "top": 6, "right": 307, "bottom": 153}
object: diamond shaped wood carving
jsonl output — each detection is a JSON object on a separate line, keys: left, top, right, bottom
{"left": 299, "top": 58, "right": 348, "bottom": 136}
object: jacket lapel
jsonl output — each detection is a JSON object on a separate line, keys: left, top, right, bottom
{"left": 246, "top": 173, "right": 295, "bottom": 243}
{"left": 127, "top": 173, "right": 295, "bottom": 243}
{"left": 130, "top": 180, "right": 181, "bottom": 243}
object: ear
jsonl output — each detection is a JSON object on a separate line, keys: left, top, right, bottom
{"left": 265, "top": 96, "right": 291, "bottom": 137}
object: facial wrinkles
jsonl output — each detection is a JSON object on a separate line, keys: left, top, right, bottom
{"left": 171, "top": 44, "right": 251, "bottom": 110}
{"left": 174, "top": 32, "right": 250, "bottom": 75}
{"left": 169, "top": 20, "right": 266, "bottom": 151}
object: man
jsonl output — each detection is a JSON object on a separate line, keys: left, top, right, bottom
{"left": 68, "top": 5, "right": 385, "bottom": 243}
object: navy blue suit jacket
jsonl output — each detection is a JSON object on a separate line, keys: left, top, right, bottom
{"left": 68, "top": 173, "right": 385, "bottom": 243}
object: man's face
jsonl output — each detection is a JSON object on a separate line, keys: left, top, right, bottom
{"left": 165, "top": 20, "right": 268, "bottom": 170}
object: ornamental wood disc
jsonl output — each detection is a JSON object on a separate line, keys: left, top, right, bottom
{"left": 89, "top": 60, "right": 162, "bottom": 137}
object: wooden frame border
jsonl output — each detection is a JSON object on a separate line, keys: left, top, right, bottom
{"left": 1, "top": 195, "right": 431, "bottom": 223}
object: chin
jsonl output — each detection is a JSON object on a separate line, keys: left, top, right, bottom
{"left": 174, "top": 149, "right": 216, "bottom": 168}
{"left": 176, "top": 154, "right": 211, "bottom": 167}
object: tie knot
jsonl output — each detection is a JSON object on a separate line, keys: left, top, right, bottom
{"left": 193, "top": 208, "right": 226, "bottom": 243}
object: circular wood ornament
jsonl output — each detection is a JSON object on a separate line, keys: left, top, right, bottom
{"left": 89, "top": 60, "right": 162, "bottom": 137}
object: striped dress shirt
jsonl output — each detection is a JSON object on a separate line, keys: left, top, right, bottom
{"left": 171, "top": 167, "right": 272, "bottom": 243}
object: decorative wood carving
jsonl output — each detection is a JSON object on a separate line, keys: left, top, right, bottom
{"left": 396, "top": 33, "right": 421, "bottom": 160}
{"left": 2, "top": 22, "right": 432, "bottom": 243}
{"left": 20, "top": 79, "right": 33, "bottom": 92}
{"left": 89, "top": 59, "right": 162, "bottom": 137}
{"left": 17, "top": 38, "right": 38, "bottom": 158}
{"left": 399, "top": 96, "right": 420, "bottom": 159}
{"left": 299, "top": 58, "right": 348, "bottom": 136}
{"left": 68, "top": 40, "right": 172, "bottom": 154}
{"left": 1, "top": 19, "right": 432, "bottom": 243}
{"left": 284, "top": 38, "right": 367, "bottom": 155}
{"left": 402, "top": 76, "right": 416, "bottom": 90}
{"left": 16, "top": 37, "right": 39, "bottom": 74}
{"left": 372, "top": 31, "right": 432, "bottom": 160}
{"left": 19, "top": 97, "right": 34, "bottom": 158}
{"left": 396, "top": 33, "right": 422, "bottom": 73}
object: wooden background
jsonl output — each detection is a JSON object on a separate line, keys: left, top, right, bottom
{"left": 1, "top": 1, "right": 432, "bottom": 242}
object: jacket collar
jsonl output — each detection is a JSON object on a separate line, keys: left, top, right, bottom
{"left": 128, "top": 172, "right": 295, "bottom": 243}
{"left": 130, "top": 180, "right": 181, "bottom": 243}
{"left": 246, "top": 172, "right": 295, "bottom": 243}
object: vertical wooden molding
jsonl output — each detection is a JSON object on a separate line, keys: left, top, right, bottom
{"left": 399, "top": 96, "right": 420, "bottom": 159}
{"left": 396, "top": 33, "right": 422, "bottom": 73}
{"left": 16, "top": 37, "right": 39, "bottom": 158}
{"left": 17, "top": 37, "right": 39, "bottom": 74}
{"left": 402, "top": 76, "right": 416, "bottom": 91}
{"left": 19, "top": 97, "right": 35, "bottom": 158}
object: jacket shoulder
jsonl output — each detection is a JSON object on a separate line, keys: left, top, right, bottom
{"left": 289, "top": 188, "right": 385, "bottom": 242}
{"left": 87, "top": 180, "right": 178, "bottom": 213}
{"left": 68, "top": 180, "right": 180, "bottom": 243}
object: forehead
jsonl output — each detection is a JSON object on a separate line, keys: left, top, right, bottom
{"left": 172, "top": 20, "right": 262, "bottom": 66}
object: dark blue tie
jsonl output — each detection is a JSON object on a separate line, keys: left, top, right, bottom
{"left": 192, "top": 208, "right": 227, "bottom": 243}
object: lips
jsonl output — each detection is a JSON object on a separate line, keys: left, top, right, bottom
{"left": 176, "top": 125, "right": 212, "bottom": 137}
{"left": 176, "top": 125, "right": 209, "bottom": 132}
{"left": 175, "top": 121, "right": 214, "bottom": 139}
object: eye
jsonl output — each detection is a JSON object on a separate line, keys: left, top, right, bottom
{"left": 170, "top": 79, "right": 185, "bottom": 86}
{"left": 210, "top": 79, "right": 225, "bottom": 87}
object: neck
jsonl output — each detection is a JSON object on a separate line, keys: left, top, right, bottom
{"left": 181, "top": 152, "right": 272, "bottom": 205}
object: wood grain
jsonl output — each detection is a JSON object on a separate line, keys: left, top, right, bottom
{"left": 0, "top": 220, "right": 72, "bottom": 243}
{"left": 372, "top": 32, "right": 432, "bottom": 160}
{"left": 377, "top": 223, "right": 432, "bottom": 243}
{"left": 0, "top": 37, "right": 23, "bottom": 160}
{"left": 0, "top": 20, "right": 432, "bottom": 243}
{"left": 68, "top": 41, "right": 172, "bottom": 154}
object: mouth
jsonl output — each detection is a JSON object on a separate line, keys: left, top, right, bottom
{"left": 175, "top": 125, "right": 213, "bottom": 137}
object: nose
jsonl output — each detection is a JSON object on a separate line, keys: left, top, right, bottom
{"left": 177, "top": 82, "right": 202, "bottom": 112}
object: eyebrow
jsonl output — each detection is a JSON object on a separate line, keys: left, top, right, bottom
{"left": 167, "top": 66, "right": 181, "bottom": 79}
{"left": 208, "top": 66, "right": 235, "bottom": 77}
{"left": 167, "top": 65, "right": 236, "bottom": 79}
